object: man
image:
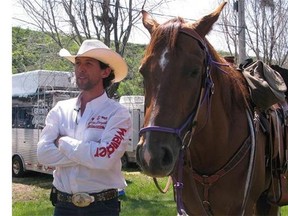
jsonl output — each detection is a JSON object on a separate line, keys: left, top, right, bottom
{"left": 37, "top": 39, "right": 132, "bottom": 216}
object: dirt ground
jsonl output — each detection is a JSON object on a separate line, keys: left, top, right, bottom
{"left": 12, "top": 167, "right": 140, "bottom": 202}
{"left": 12, "top": 172, "right": 53, "bottom": 202}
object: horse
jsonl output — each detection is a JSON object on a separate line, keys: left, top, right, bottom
{"left": 136, "top": 2, "right": 287, "bottom": 215}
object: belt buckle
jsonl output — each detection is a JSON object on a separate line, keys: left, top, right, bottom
{"left": 72, "top": 193, "right": 95, "bottom": 207}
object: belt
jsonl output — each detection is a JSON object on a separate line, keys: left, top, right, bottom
{"left": 56, "top": 188, "right": 118, "bottom": 207}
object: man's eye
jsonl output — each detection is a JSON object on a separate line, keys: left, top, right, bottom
{"left": 86, "top": 61, "right": 93, "bottom": 66}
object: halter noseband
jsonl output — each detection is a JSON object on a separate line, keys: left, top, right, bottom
{"left": 139, "top": 108, "right": 198, "bottom": 143}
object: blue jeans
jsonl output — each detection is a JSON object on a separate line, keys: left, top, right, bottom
{"left": 53, "top": 197, "right": 120, "bottom": 216}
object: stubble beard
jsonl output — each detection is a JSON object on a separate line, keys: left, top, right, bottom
{"left": 77, "top": 79, "right": 98, "bottom": 91}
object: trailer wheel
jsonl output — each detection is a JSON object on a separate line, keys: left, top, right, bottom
{"left": 12, "top": 156, "right": 25, "bottom": 177}
{"left": 121, "top": 154, "right": 129, "bottom": 169}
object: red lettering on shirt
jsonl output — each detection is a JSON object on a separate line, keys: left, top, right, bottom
{"left": 110, "top": 141, "right": 119, "bottom": 149}
{"left": 106, "top": 145, "right": 115, "bottom": 157}
{"left": 98, "top": 147, "right": 106, "bottom": 157}
{"left": 94, "top": 128, "right": 127, "bottom": 158}
{"left": 87, "top": 115, "right": 108, "bottom": 129}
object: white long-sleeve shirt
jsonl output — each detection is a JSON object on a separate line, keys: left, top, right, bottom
{"left": 37, "top": 92, "right": 132, "bottom": 194}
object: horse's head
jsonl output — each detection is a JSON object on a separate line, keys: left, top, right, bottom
{"left": 136, "top": 2, "right": 227, "bottom": 177}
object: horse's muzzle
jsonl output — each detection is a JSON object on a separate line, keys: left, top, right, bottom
{"left": 136, "top": 138, "right": 177, "bottom": 177}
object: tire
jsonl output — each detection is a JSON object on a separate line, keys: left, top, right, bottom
{"left": 121, "top": 153, "right": 129, "bottom": 169}
{"left": 12, "top": 156, "right": 25, "bottom": 177}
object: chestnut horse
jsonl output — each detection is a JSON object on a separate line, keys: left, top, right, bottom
{"left": 136, "top": 2, "right": 283, "bottom": 215}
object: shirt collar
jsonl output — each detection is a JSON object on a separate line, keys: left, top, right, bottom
{"left": 75, "top": 91, "right": 109, "bottom": 111}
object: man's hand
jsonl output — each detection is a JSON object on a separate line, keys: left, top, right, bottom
{"left": 54, "top": 136, "right": 63, "bottom": 148}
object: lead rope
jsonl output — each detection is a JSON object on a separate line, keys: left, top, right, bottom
{"left": 240, "top": 109, "right": 257, "bottom": 215}
{"left": 173, "top": 88, "right": 211, "bottom": 216}
{"left": 173, "top": 138, "right": 212, "bottom": 216}
{"left": 152, "top": 176, "right": 172, "bottom": 194}
{"left": 173, "top": 148, "right": 187, "bottom": 216}
{"left": 175, "top": 109, "right": 255, "bottom": 216}
{"left": 172, "top": 62, "right": 231, "bottom": 216}
{"left": 172, "top": 64, "right": 215, "bottom": 216}
{"left": 172, "top": 109, "right": 255, "bottom": 216}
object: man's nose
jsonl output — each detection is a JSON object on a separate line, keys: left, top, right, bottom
{"left": 75, "top": 65, "right": 86, "bottom": 74}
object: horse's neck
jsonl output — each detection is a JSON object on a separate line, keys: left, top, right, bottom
{"left": 191, "top": 87, "right": 250, "bottom": 173}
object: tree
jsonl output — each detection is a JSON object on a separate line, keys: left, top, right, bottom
{"left": 218, "top": 0, "right": 288, "bottom": 67}
{"left": 12, "top": 26, "right": 146, "bottom": 95}
{"left": 15, "top": 0, "right": 171, "bottom": 96}
{"left": 12, "top": 27, "right": 73, "bottom": 73}
{"left": 217, "top": 1, "right": 239, "bottom": 60}
{"left": 15, "top": 0, "right": 171, "bottom": 54}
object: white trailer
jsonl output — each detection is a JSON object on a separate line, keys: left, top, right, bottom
{"left": 12, "top": 70, "right": 79, "bottom": 177}
{"left": 119, "top": 95, "right": 144, "bottom": 167}
{"left": 12, "top": 70, "right": 144, "bottom": 177}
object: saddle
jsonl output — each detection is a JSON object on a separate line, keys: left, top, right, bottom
{"left": 264, "top": 101, "right": 288, "bottom": 206}
{"left": 238, "top": 59, "right": 288, "bottom": 206}
{"left": 242, "top": 60, "right": 287, "bottom": 110}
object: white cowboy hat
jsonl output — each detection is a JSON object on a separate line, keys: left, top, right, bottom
{"left": 59, "top": 39, "right": 128, "bottom": 82}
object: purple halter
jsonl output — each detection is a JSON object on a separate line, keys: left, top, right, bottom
{"left": 139, "top": 28, "right": 213, "bottom": 143}
{"left": 139, "top": 108, "right": 198, "bottom": 143}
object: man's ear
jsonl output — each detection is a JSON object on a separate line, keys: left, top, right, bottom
{"left": 102, "top": 67, "right": 112, "bottom": 78}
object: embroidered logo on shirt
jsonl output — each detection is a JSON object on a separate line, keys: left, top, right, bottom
{"left": 87, "top": 116, "right": 108, "bottom": 129}
{"left": 94, "top": 128, "right": 127, "bottom": 158}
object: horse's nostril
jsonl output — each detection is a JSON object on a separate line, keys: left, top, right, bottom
{"left": 161, "top": 147, "right": 173, "bottom": 167}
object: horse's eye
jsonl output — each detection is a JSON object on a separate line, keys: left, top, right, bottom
{"left": 187, "top": 69, "right": 199, "bottom": 77}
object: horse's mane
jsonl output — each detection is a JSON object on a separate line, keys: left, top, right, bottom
{"left": 143, "top": 17, "right": 250, "bottom": 110}
{"left": 206, "top": 43, "right": 250, "bottom": 110}
{"left": 143, "top": 17, "right": 184, "bottom": 63}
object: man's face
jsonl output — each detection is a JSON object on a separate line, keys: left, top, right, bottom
{"left": 74, "top": 57, "right": 110, "bottom": 91}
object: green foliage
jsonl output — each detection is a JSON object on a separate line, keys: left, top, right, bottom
{"left": 12, "top": 27, "right": 38, "bottom": 73}
{"left": 12, "top": 27, "right": 73, "bottom": 73}
{"left": 118, "top": 43, "right": 146, "bottom": 96}
{"left": 12, "top": 27, "right": 145, "bottom": 95}
{"left": 282, "top": 206, "right": 288, "bottom": 215}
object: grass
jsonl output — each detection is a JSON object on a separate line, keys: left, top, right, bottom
{"left": 12, "top": 170, "right": 288, "bottom": 216}
{"left": 12, "top": 172, "right": 54, "bottom": 216}
{"left": 120, "top": 172, "right": 176, "bottom": 216}
{"left": 282, "top": 206, "right": 288, "bottom": 215}
{"left": 12, "top": 169, "right": 176, "bottom": 216}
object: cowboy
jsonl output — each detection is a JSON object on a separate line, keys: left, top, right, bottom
{"left": 37, "top": 39, "right": 132, "bottom": 216}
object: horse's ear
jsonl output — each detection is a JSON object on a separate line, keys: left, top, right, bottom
{"left": 142, "top": 10, "right": 159, "bottom": 34}
{"left": 192, "top": 1, "right": 227, "bottom": 37}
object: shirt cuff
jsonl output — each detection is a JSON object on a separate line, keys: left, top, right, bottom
{"left": 58, "top": 136, "right": 80, "bottom": 156}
